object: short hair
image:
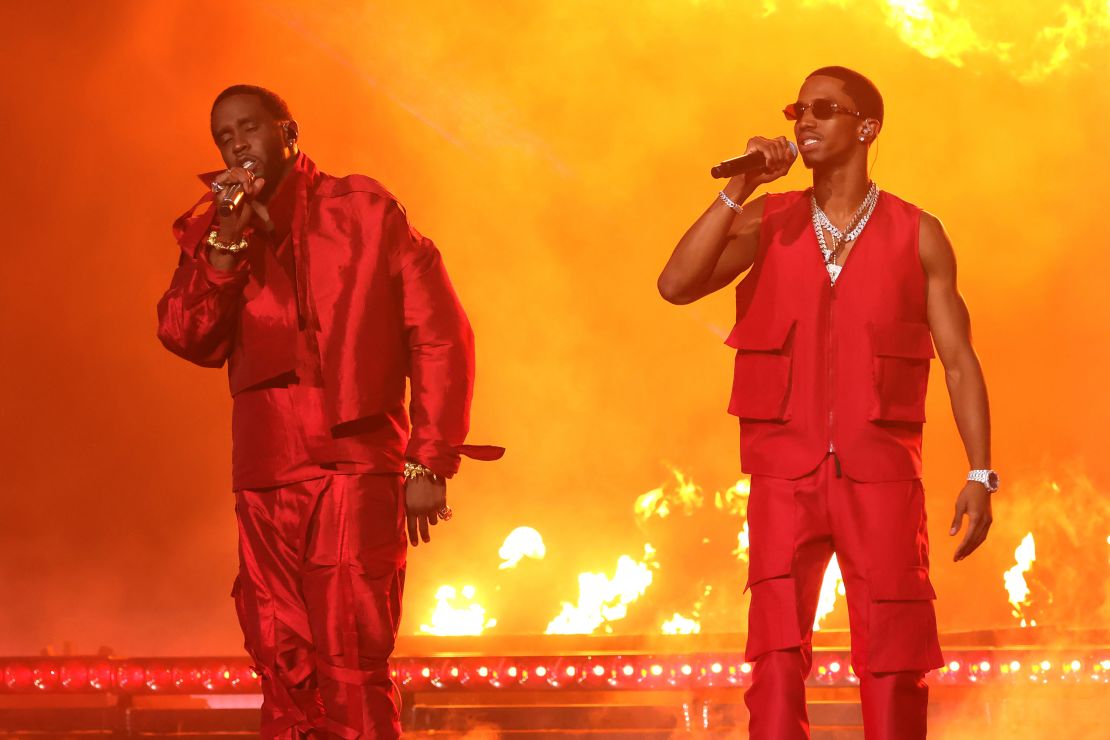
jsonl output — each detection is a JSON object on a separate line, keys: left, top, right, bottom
{"left": 209, "top": 84, "right": 294, "bottom": 137}
{"left": 806, "top": 66, "right": 884, "bottom": 124}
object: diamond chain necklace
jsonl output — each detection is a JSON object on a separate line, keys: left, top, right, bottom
{"left": 810, "top": 182, "right": 880, "bottom": 284}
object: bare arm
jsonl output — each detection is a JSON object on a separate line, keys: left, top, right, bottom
{"left": 919, "top": 212, "right": 994, "bottom": 562}
{"left": 658, "top": 136, "right": 797, "bottom": 304}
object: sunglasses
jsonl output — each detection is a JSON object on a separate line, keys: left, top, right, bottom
{"left": 783, "top": 99, "right": 863, "bottom": 121}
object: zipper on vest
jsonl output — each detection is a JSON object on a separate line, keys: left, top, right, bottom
{"left": 827, "top": 282, "right": 839, "bottom": 477}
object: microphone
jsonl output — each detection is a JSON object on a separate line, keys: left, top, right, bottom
{"left": 711, "top": 142, "right": 798, "bottom": 179}
{"left": 217, "top": 160, "right": 257, "bottom": 217}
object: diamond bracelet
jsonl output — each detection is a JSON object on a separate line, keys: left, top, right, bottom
{"left": 718, "top": 190, "right": 744, "bottom": 214}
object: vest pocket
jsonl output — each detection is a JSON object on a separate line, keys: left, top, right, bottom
{"left": 868, "top": 321, "right": 934, "bottom": 423}
{"left": 725, "top": 318, "right": 796, "bottom": 421}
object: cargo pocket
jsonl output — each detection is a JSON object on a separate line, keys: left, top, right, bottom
{"left": 866, "top": 566, "right": 944, "bottom": 673}
{"left": 743, "top": 475, "right": 800, "bottom": 662}
{"left": 868, "top": 321, "right": 934, "bottom": 423}
{"left": 726, "top": 318, "right": 796, "bottom": 422}
{"left": 744, "top": 562, "right": 801, "bottom": 662}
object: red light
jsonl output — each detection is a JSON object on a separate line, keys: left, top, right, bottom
{"left": 201, "top": 665, "right": 230, "bottom": 691}
{"left": 116, "top": 663, "right": 145, "bottom": 691}
{"left": 59, "top": 661, "right": 89, "bottom": 690}
{"left": 32, "top": 663, "right": 59, "bottom": 691}
{"left": 146, "top": 665, "right": 172, "bottom": 692}
{"left": 88, "top": 662, "right": 114, "bottom": 691}
{"left": 228, "top": 665, "right": 257, "bottom": 688}
{"left": 4, "top": 663, "right": 33, "bottom": 691}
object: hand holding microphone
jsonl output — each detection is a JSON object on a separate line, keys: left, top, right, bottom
{"left": 712, "top": 136, "right": 798, "bottom": 186}
{"left": 212, "top": 160, "right": 261, "bottom": 215}
{"left": 211, "top": 162, "right": 265, "bottom": 237}
{"left": 207, "top": 161, "right": 265, "bottom": 270}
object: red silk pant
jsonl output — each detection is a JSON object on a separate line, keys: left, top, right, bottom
{"left": 743, "top": 456, "right": 944, "bottom": 740}
{"left": 233, "top": 473, "right": 407, "bottom": 738}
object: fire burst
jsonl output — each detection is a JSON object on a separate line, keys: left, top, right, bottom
{"left": 499, "top": 526, "right": 547, "bottom": 570}
{"left": 635, "top": 470, "right": 703, "bottom": 521}
{"left": 813, "top": 555, "right": 846, "bottom": 632}
{"left": 661, "top": 612, "right": 702, "bottom": 635}
{"left": 1004, "top": 532, "right": 1038, "bottom": 628}
{"left": 545, "top": 546, "right": 658, "bottom": 635}
{"left": 761, "top": 0, "right": 1110, "bottom": 81}
{"left": 420, "top": 585, "right": 497, "bottom": 636}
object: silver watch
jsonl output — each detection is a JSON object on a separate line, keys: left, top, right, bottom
{"left": 967, "top": 469, "right": 999, "bottom": 493}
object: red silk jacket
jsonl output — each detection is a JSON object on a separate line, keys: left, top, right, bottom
{"left": 157, "top": 153, "right": 501, "bottom": 477}
{"left": 726, "top": 190, "right": 933, "bottom": 482}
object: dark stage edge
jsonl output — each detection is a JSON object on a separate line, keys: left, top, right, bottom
{"left": 1, "top": 687, "right": 1108, "bottom": 737}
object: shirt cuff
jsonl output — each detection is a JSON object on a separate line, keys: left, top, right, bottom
{"left": 199, "top": 252, "right": 250, "bottom": 289}
{"left": 405, "top": 439, "right": 505, "bottom": 479}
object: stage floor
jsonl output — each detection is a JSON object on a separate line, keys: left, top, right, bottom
{"left": 2, "top": 631, "right": 1107, "bottom": 737}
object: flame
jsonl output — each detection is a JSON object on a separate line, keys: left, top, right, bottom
{"left": 813, "top": 555, "right": 846, "bottom": 632}
{"left": 1004, "top": 532, "right": 1037, "bottom": 627}
{"left": 714, "top": 477, "right": 751, "bottom": 516}
{"left": 760, "top": 1, "right": 1110, "bottom": 81}
{"left": 545, "top": 546, "right": 657, "bottom": 635}
{"left": 881, "top": 0, "right": 1005, "bottom": 68}
{"left": 879, "top": 0, "right": 1110, "bottom": 80}
{"left": 661, "top": 612, "right": 702, "bottom": 635}
{"left": 498, "top": 526, "right": 547, "bottom": 570}
{"left": 734, "top": 520, "right": 750, "bottom": 562}
{"left": 420, "top": 585, "right": 497, "bottom": 636}
{"left": 635, "top": 470, "right": 703, "bottom": 522}
{"left": 1026, "top": 0, "right": 1110, "bottom": 80}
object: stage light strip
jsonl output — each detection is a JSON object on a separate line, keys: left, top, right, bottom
{"left": 1, "top": 652, "right": 1107, "bottom": 694}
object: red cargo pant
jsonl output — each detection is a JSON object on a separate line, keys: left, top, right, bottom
{"left": 743, "top": 456, "right": 944, "bottom": 740}
{"left": 232, "top": 473, "right": 407, "bottom": 739}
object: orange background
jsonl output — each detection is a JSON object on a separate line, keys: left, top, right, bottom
{"left": 1, "top": 0, "right": 1107, "bottom": 655}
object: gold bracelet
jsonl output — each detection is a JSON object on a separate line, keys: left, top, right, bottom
{"left": 207, "top": 230, "right": 249, "bottom": 254}
{"left": 403, "top": 461, "right": 440, "bottom": 482}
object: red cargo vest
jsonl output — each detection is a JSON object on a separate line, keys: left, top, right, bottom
{"left": 725, "top": 189, "right": 934, "bottom": 482}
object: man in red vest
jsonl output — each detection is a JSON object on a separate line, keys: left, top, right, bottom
{"left": 157, "top": 85, "right": 501, "bottom": 738}
{"left": 658, "top": 67, "right": 996, "bottom": 739}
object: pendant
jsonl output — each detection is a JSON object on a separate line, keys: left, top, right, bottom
{"left": 826, "top": 263, "right": 842, "bottom": 284}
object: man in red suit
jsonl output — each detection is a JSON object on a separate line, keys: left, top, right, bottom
{"left": 157, "top": 85, "right": 500, "bottom": 738}
{"left": 658, "top": 67, "right": 997, "bottom": 739}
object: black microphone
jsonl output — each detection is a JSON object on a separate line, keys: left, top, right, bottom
{"left": 217, "top": 160, "right": 257, "bottom": 217}
{"left": 711, "top": 142, "right": 798, "bottom": 179}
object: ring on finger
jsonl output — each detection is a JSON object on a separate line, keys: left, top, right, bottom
{"left": 437, "top": 505, "right": 453, "bottom": 521}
